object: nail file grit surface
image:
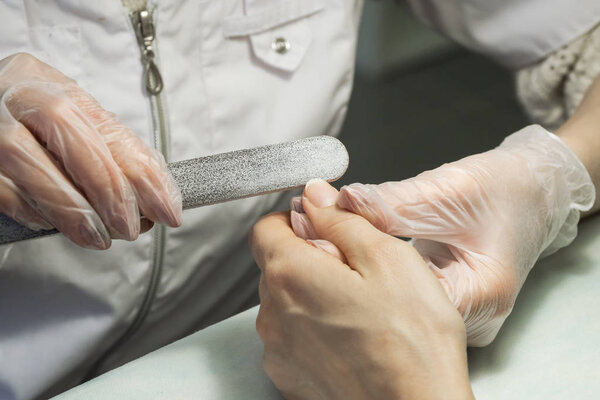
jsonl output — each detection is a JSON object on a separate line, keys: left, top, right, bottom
{"left": 0, "top": 136, "right": 348, "bottom": 245}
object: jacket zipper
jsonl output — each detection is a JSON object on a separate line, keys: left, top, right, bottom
{"left": 83, "top": 3, "right": 169, "bottom": 380}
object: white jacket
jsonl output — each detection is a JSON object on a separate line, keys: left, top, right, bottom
{"left": 406, "top": 0, "right": 600, "bottom": 69}
{"left": 0, "top": 1, "right": 362, "bottom": 398}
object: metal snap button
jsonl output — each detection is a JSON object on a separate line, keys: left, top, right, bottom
{"left": 272, "top": 37, "right": 291, "bottom": 54}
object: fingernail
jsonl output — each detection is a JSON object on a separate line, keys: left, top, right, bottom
{"left": 108, "top": 206, "right": 140, "bottom": 241}
{"left": 304, "top": 179, "right": 337, "bottom": 208}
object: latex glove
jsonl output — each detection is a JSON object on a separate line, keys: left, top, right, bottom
{"left": 291, "top": 125, "right": 594, "bottom": 346}
{"left": 250, "top": 180, "right": 473, "bottom": 400}
{"left": 0, "top": 53, "right": 182, "bottom": 249}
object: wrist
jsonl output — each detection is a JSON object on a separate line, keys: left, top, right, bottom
{"left": 391, "top": 335, "right": 474, "bottom": 400}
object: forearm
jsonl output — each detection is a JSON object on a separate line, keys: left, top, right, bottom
{"left": 556, "top": 75, "right": 600, "bottom": 215}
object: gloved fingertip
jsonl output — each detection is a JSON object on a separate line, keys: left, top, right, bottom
{"left": 165, "top": 182, "right": 183, "bottom": 227}
{"left": 290, "top": 210, "right": 317, "bottom": 240}
{"left": 337, "top": 184, "right": 396, "bottom": 235}
{"left": 144, "top": 181, "right": 183, "bottom": 227}
{"left": 155, "top": 196, "right": 183, "bottom": 228}
{"left": 107, "top": 208, "right": 140, "bottom": 241}
{"left": 337, "top": 185, "right": 366, "bottom": 212}
{"left": 167, "top": 194, "right": 183, "bottom": 227}
{"left": 78, "top": 223, "right": 111, "bottom": 250}
{"left": 290, "top": 196, "right": 304, "bottom": 213}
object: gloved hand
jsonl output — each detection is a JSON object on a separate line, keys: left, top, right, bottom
{"left": 291, "top": 125, "right": 595, "bottom": 346}
{"left": 0, "top": 53, "right": 182, "bottom": 249}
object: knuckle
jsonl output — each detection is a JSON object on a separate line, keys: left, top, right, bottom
{"left": 252, "top": 212, "right": 283, "bottom": 233}
{"left": 247, "top": 220, "right": 262, "bottom": 248}
{"left": 248, "top": 214, "right": 273, "bottom": 246}
{"left": 248, "top": 212, "right": 291, "bottom": 261}
{"left": 10, "top": 52, "right": 40, "bottom": 68}
{"left": 263, "top": 263, "right": 291, "bottom": 294}
{"left": 255, "top": 307, "right": 278, "bottom": 343}
{"left": 71, "top": 90, "right": 114, "bottom": 124}
{"left": 44, "top": 95, "right": 74, "bottom": 120}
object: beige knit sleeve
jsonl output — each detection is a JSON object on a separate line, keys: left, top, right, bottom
{"left": 516, "top": 24, "right": 600, "bottom": 130}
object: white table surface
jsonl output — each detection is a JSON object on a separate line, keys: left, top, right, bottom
{"left": 55, "top": 216, "right": 600, "bottom": 399}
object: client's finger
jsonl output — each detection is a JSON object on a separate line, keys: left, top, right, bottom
{"left": 302, "top": 179, "right": 418, "bottom": 275}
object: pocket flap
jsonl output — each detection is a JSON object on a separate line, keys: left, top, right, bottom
{"left": 223, "top": 0, "right": 325, "bottom": 72}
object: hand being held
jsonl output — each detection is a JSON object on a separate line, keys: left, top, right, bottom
{"left": 292, "top": 126, "right": 594, "bottom": 346}
{"left": 0, "top": 53, "right": 182, "bottom": 249}
{"left": 250, "top": 180, "right": 473, "bottom": 400}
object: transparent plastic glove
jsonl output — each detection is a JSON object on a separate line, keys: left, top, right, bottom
{"left": 292, "top": 125, "right": 595, "bottom": 346}
{"left": 0, "top": 53, "right": 182, "bottom": 249}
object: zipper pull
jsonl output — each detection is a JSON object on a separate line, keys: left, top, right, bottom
{"left": 132, "top": 9, "right": 164, "bottom": 95}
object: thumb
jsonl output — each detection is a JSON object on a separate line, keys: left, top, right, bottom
{"left": 302, "top": 179, "right": 409, "bottom": 273}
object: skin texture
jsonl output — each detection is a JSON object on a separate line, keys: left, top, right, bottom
{"left": 0, "top": 53, "right": 182, "bottom": 249}
{"left": 250, "top": 180, "right": 474, "bottom": 400}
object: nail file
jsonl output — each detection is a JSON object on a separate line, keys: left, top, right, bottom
{"left": 0, "top": 135, "right": 349, "bottom": 246}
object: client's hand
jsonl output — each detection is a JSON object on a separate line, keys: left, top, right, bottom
{"left": 249, "top": 180, "right": 473, "bottom": 400}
